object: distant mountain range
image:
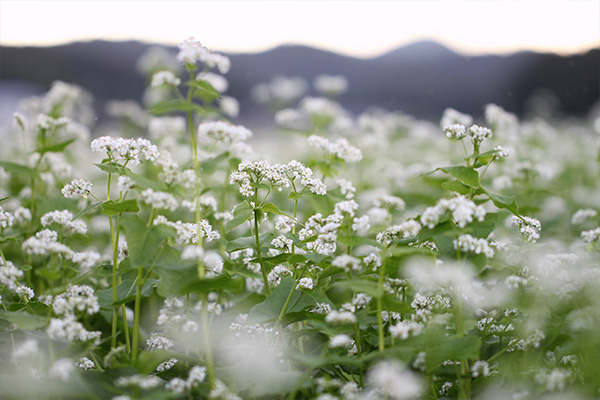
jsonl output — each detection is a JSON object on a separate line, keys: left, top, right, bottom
{"left": 0, "top": 40, "right": 598, "bottom": 127}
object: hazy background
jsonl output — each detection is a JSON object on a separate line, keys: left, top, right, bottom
{"left": 1, "top": 0, "right": 598, "bottom": 131}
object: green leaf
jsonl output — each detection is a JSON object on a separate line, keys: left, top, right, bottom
{"left": 438, "top": 166, "right": 480, "bottom": 187}
{"left": 72, "top": 201, "right": 103, "bottom": 220}
{"left": 121, "top": 214, "right": 171, "bottom": 269}
{"left": 226, "top": 236, "right": 256, "bottom": 252}
{"left": 190, "top": 80, "right": 221, "bottom": 102}
{"left": 260, "top": 203, "right": 293, "bottom": 218}
{"left": 424, "top": 331, "right": 480, "bottom": 371}
{"left": 248, "top": 276, "right": 299, "bottom": 322}
{"left": 225, "top": 202, "right": 253, "bottom": 232}
{"left": 125, "top": 169, "right": 166, "bottom": 191}
{"left": 148, "top": 99, "right": 207, "bottom": 115}
{"left": 200, "top": 152, "right": 229, "bottom": 174}
{"left": 96, "top": 279, "right": 157, "bottom": 307}
{"left": 156, "top": 266, "right": 197, "bottom": 297}
{"left": 33, "top": 138, "right": 76, "bottom": 154}
{"left": 333, "top": 279, "right": 382, "bottom": 298}
{"left": 441, "top": 180, "right": 471, "bottom": 195}
{"left": 482, "top": 188, "right": 519, "bottom": 214}
{"left": 94, "top": 163, "right": 122, "bottom": 174}
{"left": 179, "top": 274, "right": 245, "bottom": 295}
{"left": 337, "top": 235, "right": 381, "bottom": 248}
{"left": 101, "top": 199, "right": 139, "bottom": 216}
{"left": 136, "top": 350, "right": 179, "bottom": 374}
{"left": 0, "top": 310, "right": 47, "bottom": 330}
{"left": 382, "top": 294, "right": 412, "bottom": 314}
{"left": 0, "top": 161, "right": 38, "bottom": 178}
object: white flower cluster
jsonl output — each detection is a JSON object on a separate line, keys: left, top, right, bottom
{"left": 0, "top": 258, "right": 33, "bottom": 299}
{"left": 76, "top": 357, "right": 96, "bottom": 371}
{"left": 22, "top": 229, "right": 73, "bottom": 258}
{"left": 511, "top": 216, "right": 542, "bottom": 242}
{"left": 148, "top": 116, "right": 186, "bottom": 141}
{"left": 453, "top": 234, "right": 495, "bottom": 258}
{"left": 154, "top": 215, "right": 220, "bottom": 244}
{"left": 314, "top": 74, "right": 349, "bottom": 97}
{"left": 47, "top": 315, "right": 101, "bottom": 344}
{"left": 177, "top": 37, "right": 230, "bottom": 73}
{"left": 52, "top": 284, "right": 100, "bottom": 316}
{"left": 198, "top": 121, "right": 252, "bottom": 143}
{"left": 91, "top": 136, "right": 160, "bottom": 165}
{"left": 49, "top": 358, "right": 75, "bottom": 382}
{"left": 507, "top": 329, "right": 546, "bottom": 352}
{"left": 440, "top": 108, "right": 473, "bottom": 128}
{"left": 146, "top": 332, "right": 174, "bottom": 351}
{"left": 325, "top": 309, "right": 357, "bottom": 324}
{"left": 367, "top": 360, "right": 423, "bottom": 400}
{"left": 307, "top": 135, "right": 363, "bottom": 162}
{"left": 300, "top": 96, "right": 344, "bottom": 119}
{"left": 219, "top": 96, "right": 240, "bottom": 118}
{"left": 251, "top": 75, "right": 307, "bottom": 105}
{"left": 153, "top": 151, "right": 198, "bottom": 188}
{"left": 336, "top": 178, "right": 356, "bottom": 199}
{"left": 115, "top": 374, "right": 162, "bottom": 390}
{"left": 0, "top": 206, "right": 15, "bottom": 229}
{"left": 376, "top": 220, "right": 422, "bottom": 246}
{"left": 373, "top": 194, "right": 406, "bottom": 211}
{"left": 41, "top": 210, "right": 87, "bottom": 235}
{"left": 139, "top": 189, "right": 178, "bottom": 211}
{"left": 389, "top": 319, "right": 424, "bottom": 340}
{"left": 581, "top": 227, "right": 600, "bottom": 243}
{"left": 443, "top": 124, "right": 467, "bottom": 139}
{"left": 181, "top": 247, "right": 223, "bottom": 278}
{"left": 572, "top": 208, "right": 597, "bottom": 225}
{"left": 493, "top": 146, "right": 510, "bottom": 160}
{"left": 296, "top": 277, "right": 315, "bottom": 290}
{"left": 61, "top": 179, "right": 92, "bottom": 199}
{"left": 267, "top": 265, "right": 292, "bottom": 286}
{"left": 309, "top": 302, "right": 332, "bottom": 314}
{"left": 230, "top": 160, "right": 326, "bottom": 197}
{"left": 421, "top": 195, "right": 486, "bottom": 229}
{"left": 37, "top": 114, "right": 70, "bottom": 130}
{"left": 331, "top": 254, "right": 361, "bottom": 272}
{"left": 165, "top": 365, "right": 207, "bottom": 393}
{"left": 156, "top": 358, "right": 178, "bottom": 372}
{"left": 471, "top": 360, "right": 491, "bottom": 378}
{"left": 301, "top": 212, "right": 343, "bottom": 255}
{"left": 199, "top": 72, "right": 228, "bottom": 93}
{"left": 271, "top": 235, "right": 293, "bottom": 252}
{"left": 364, "top": 252, "right": 382, "bottom": 271}
{"left": 329, "top": 333, "right": 354, "bottom": 349}
{"left": 468, "top": 124, "right": 493, "bottom": 144}
{"left": 150, "top": 70, "right": 181, "bottom": 87}
{"left": 275, "top": 215, "right": 294, "bottom": 233}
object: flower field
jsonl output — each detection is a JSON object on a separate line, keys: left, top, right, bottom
{"left": 0, "top": 38, "right": 599, "bottom": 399}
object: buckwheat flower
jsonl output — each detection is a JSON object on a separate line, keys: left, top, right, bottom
{"left": 156, "top": 358, "right": 178, "bottom": 372}
{"left": 309, "top": 302, "right": 332, "bottom": 314}
{"left": 274, "top": 108, "right": 307, "bottom": 129}
{"left": 325, "top": 310, "right": 357, "bottom": 324}
{"left": 219, "top": 96, "right": 240, "bottom": 118}
{"left": 572, "top": 208, "right": 597, "bottom": 224}
{"left": 267, "top": 265, "right": 292, "bottom": 286}
{"left": 314, "top": 74, "right": 349, "bottom": 96}
{"left": 166, "top": 378, "right": 186, "bottom": 393}
{"left": 13, "top": 207, "right": 31, "bottom": 225}
{"left": 146, "top": 332, "right": 174, "bottom": 351}
{"left": 352, "top": 293, "right": 372, "bottom": 309}
{"left": 76, "top": 357, "right": 96, "bottom": 371}
{"left": 118, "top": 238, "right": 128, "bottom": 263}
{"left": 229, "top": 170, "right": 254, "bottom": 196}
{"left": 41, "top": 210, "right": 87, "bottom": 235}
{"left": 275, "top": 216, "right": 294, "bottom": 233}
{"left": 534, "top": 368, "right": 573, "bottom": 392}
{"left": 332, "top": 254, "right": 361, "bottom": 272}
{"left": 47, "top": 316, "right": 101, "bottom": 343}
{"left": 367, "top": 207, "right": 390, "bottom": 225}
{"left": 511, "top": 215, "right": 541, "bottom": 242}
{"left": 1, "top": 259, "right": 26, "bottom": 291}
{"left": 117, "top": 175, "right": 136, "bottom": 193}
{"left": 493, "top": 145, "right": 510, "bottom": 160}
{"left": 62, "top": 179, "right": 92, "bottom": 199}
{"left": 115, "top": 374, "right": 162, "bottom": 390}
{"left": 198, "top": 121, "right": 252, "bottom": 143}
{"left": 22, "top": 229, "right": 74, "bottom": 259}
{"left": 329, "top": 334, "right": 354, "bottom": 349}
{"left": 334, "top": 200, "right": 359, "bottom": 217}
{"left": 12, "top": 339, "right": 38, "bottom": 361}
{"left": 203, "top": 251, "right": 223, "bottom": 277}
{"left": 139, "top": 188, "right": 178, "bottom": 211}
{"left": 389, "top": 320, "right": 424, "bottom": 340}
{"left": 151, "top": 70, "right": 181, "bottom": 87}
{"left": 373, "top": 194, "right": 406, "bottom": 211}
{"left": 507, "top": 329, "right": 546, "bottom": 352}
{"left": 581, "top": 227, "right": 600, "bottom": 243}
{"left": 468, "top": 124, "right": 493, "bottom": 144}
{"left": 421, "top": 195, "right": 486, "bottom": 229}
{"left": 336, "top": 178, "right": 356, "bottom": 199}
{"left": 49, "top": 358, "right": 75, "bottom": 382}
{"left": 187, "top": 365, "right": 207, "bottom": 389}
{"left": 52, "top": 284, "right": 100, "bottom": 316}
{"left": 364, "top": 252, "right": 382, "bottom": 271}
{"left": 37, "top": 114, "right": 70, "bottom": 130}
{"left": 16, "top": 285, "right": 34, "bottom": 300}
{"left": 297, "top": 277, "right": 314, "bottom": 290}
{"left": 454, "top": 234, "right": 495, "bottom": 258}
{"left": 307, "top": 135, "right": 363, "bottom": 162}
{"left": 443, "top": 124, "right": 467, "bottom": 139}
{"left": 367, "top": 360, "right": 423, "bottom": 400}
{"left": 471, "top": 360, "right": 491, "bottom": 378}
{"left": 505, "top": 275, "right": 530, "bottom": 290}
{"left": 209, "top": 380, "right": 241, "bottom": 400}
{"left": 271, "top": 235, "right": 293, "bottom": 252}
{"left": 440, "top": 108, "right": 473, "bottom": 128}
{"left": 199, "top": 72, "right": 229, "bottom": 93}
{"left": 376, "top": 220, "right": 422, "bottom": 246}
{"left": 0, "top": 207, "right": 14, "bottom": 229}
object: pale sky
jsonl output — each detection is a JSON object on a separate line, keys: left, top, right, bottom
{"left": 0, "top": 0, "right": 598, "bottom": 57}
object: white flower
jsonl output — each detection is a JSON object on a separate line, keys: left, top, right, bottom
{"left": 61, "top": 179, "right": 92, "bottom": 199}
{"left": 267, "top": 265, "right": 292, "bottom": 286}
{"left": 421, "top": 195, "right": 486, "bottom": 229}
{"left": 151, "top": 70, "right": 181, "bottom": 87}
{"left": 493, "top": 145, "right": 510, "bottom": 160}
{"left": 511, "top": 216, "right": 541, "bottom": 243}
{"left": 329, "top": 334, "right": 354, "bottom": 349}
{"left": 219, "top": 96, "right": 240, "bottom": 118}
{"left": 296, "top": 277, "right": 314, "bottom": 290}
{"left": 367, "top": 360, "right": 423, "bottom": 400}
{"left": 52, "top": 284, "right": 100, "bottom": 316}
{"left": 0, "top": 207, "right": 15, "bottom": 229}
{"left": 581, "top": 227, "right": 600, "bottom": 243}
{"left": 177, "top": 37, "right": 230, "bottom": 73}
{"left": 156, "top": 358, "right": 178, "bottom": 372}
{"left": 198, "top": 121, "right": 252, "bottom": 143}
{"left": 41, "top": 210, "right": 87, "bottom": 235}
{"left": 443, "top": 124, "right": 467, "bottom": 139}
{"left": 440, "top": 108, "right": 473, "bottom": 128}
{"left": 376, "top": 220, "right": 421, "bottom": 246}
{"left": 314, "top": 74, "right": 348, "bottom": 96}
{"left": 76, "top": 357, "right": 96, "bottom": 371}
{"left": 139, "top": 189, "right": 178, "bottom": 211}
{"left": 389, "top": 320, "right": 424, "bottom": 340}
{"left": 336, "top": 179, "right": 356, "bottom": 199}
{"left": 49, "top": 358, "right": 75, "bottom": 382}
{"left": 325, "top": 310, "right": 357, "bottom": 324}
{"left": 454, "top": 234, "right": 495, "bottom": 258}
{"left": 146, "top": 332, "right": 174, "bottom": 351}
{"left": 572, "top": 208, "right": 597, "bottom": 225}
{"left": 471, "top": 360, "right": 491, "bottom": 378}
{"left": 331, "top": 254, "right": 361, "bottom": 272}
{"left": 468, "top": 124, "right": 493, "bottom": 144}
{"left": 307, "top": 135, "right": 362, "bottom": 162}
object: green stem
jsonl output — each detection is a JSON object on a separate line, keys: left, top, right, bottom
{"left": 376, "top": 256, "right": 386, "bottom": 351}
{"left": 186, "top": 69, "right": 199, "bottom": 171}
{"left": 254, "top": 208, "right": 271, "bottom": 295}
{"left": 131, "top": 265, "right": 143, "bottom": 362}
